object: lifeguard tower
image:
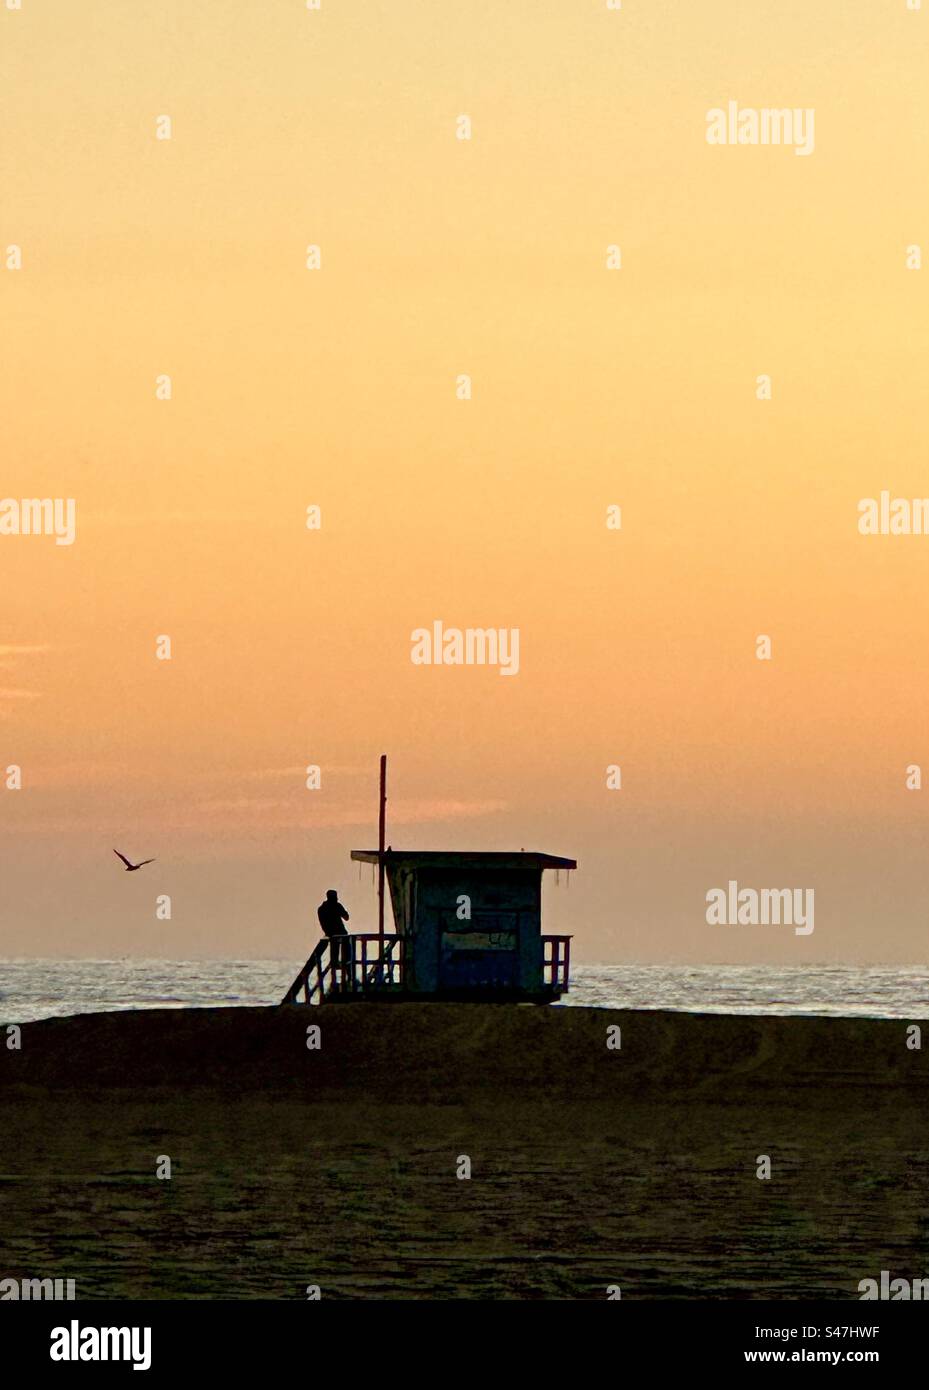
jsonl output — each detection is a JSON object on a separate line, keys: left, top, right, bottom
{"left": 281, "top": 758, "right": 574, "bottom": 1006}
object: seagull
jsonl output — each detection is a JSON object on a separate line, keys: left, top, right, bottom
{"left": 113, "top": 849, "right": 156, "bottom": 872}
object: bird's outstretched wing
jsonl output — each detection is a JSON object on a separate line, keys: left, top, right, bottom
{"left": 137, "top": 858, "right": 156, "bottom": 868}
{"left": 113, "top": 849, "right": 132, "bottom": 868}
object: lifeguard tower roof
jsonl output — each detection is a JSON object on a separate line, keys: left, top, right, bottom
{"left": 350, "top": 850, "right": 577, "bottom": 870}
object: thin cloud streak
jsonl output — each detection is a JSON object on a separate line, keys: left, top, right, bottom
{"left": 193, "top": 797, "right": 509, "bottom": 828}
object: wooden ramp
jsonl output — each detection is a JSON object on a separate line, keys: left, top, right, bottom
{"left": 281, "top": 934, "right": 406, "bottom": 1005}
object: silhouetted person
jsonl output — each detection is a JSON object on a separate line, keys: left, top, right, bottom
{"left": 318, "top": 889, "right": 350, "bottom": 982}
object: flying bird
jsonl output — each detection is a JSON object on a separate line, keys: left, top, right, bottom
{"left": 113, "top": 849, "right": 156, "bottom": 872}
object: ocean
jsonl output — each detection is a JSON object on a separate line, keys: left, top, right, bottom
{"left": 1, "top": 958, "right": 927, "bottom": 1024}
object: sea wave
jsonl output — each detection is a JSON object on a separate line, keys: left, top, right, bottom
{"left": 1, "top": 958, "right": 927, "bottom": 1025}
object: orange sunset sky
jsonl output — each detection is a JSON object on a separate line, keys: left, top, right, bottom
{"left": 1, "top": 0, "right": 927, "bottom": 964}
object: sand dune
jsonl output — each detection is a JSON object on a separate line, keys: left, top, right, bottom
{"left": 3, "top": 1002, "right": 927, "bottom": 1100}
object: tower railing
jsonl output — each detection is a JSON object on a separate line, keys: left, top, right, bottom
{"left": 282, "top": 932, "right": 570, "bottom": 1003}
{"left": 541, "top": 935, "right": 571, "bottom": 995}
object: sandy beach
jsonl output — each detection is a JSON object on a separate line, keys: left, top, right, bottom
{"left": 2, "top": 1004, "right": 928, "bottom": 1300}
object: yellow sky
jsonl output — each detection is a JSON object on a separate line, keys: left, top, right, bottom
{"left": 1, "top": 0, "right": 927, "bottom": 962}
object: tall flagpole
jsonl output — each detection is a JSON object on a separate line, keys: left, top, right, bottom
{"left": 377, "top": 754, "right": 387, "bottom": 936}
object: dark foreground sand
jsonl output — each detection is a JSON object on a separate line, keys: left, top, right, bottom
{"left": 2, "top": 1004, "right": 928, "bottom": 1299}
